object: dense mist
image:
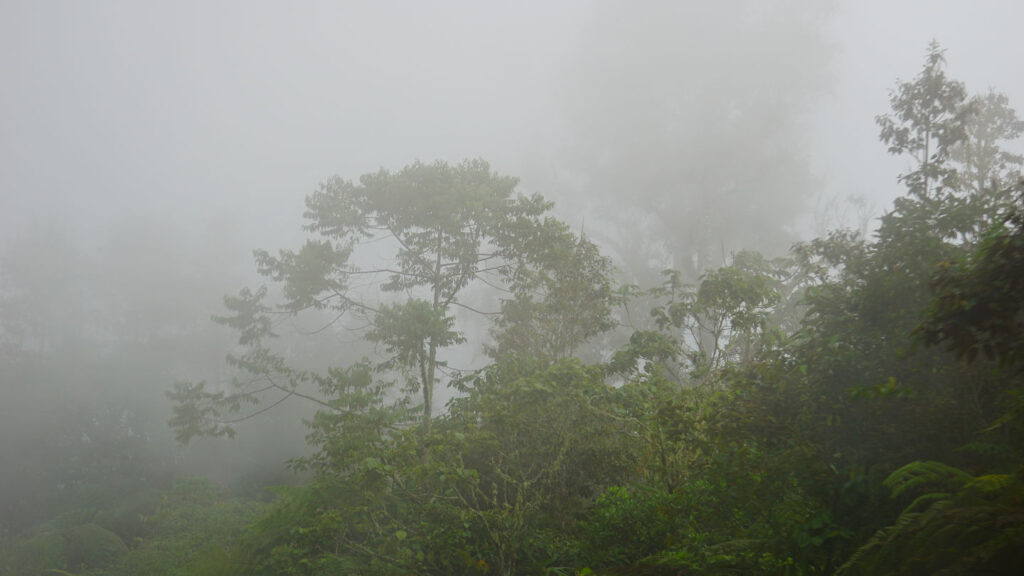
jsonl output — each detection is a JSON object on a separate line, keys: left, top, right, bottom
{"left": 3, "top": 2, "right": 1024, "bottom": 575}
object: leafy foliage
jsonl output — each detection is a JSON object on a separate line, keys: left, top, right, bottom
{"left": 489, "top": 232, "right": 618, "bottom": 363}
{"left": 0, "top": 519, "right": 130, "bottom": 576}
{"left": 877, "top": 40, "right": 968, "bottom": 206}
{"left": 611, "top": 251, "right": 788, "bottom": 387}
{"left": 916, "top": 189, "right": 1024, "bottom": 367}
{"left": 107, "top": 479, "right": 266, "bottom": 576}
{"left": 837, "top": 462, "right": 1024, "bottom": 576}
{"left": 169, "top": 159, "right": 617, "bottom": 442}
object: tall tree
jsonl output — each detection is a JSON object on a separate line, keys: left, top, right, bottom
{"left": 878, "top": 41, "right": 1024, "bottom": 244}
{"left": 170, "top": 159, "right": 616, "bottom": 440}
{"left": 950, "top": 90, "right": 1024, "bottom": 238}
{"left": 953, "top": 90, "right": 1024, "bottom": 197}
{"left": 877, "top": 40, "right": 969, "bottom": 204}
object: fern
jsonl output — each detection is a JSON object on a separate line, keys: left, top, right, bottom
{"left": 902, "top": 492, "right": 950, "bottom": 515}
{"left": 882, "top": 461, "right": 971, "bottom": 499}
{"left": 836, "top": 462, "right": 1024, "bottom": 575}
{"left": 960, "top": 474, "right": 1012, "bottom": 499}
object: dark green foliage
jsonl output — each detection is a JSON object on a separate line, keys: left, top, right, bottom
{"left": 916, "top": 191, "right": 1024, "bottom": 368}
{"left": 64, "top": 523, "right": 130, "bottom": 572}
{"left": 0, "top": 522, "right": 127, "bottom": 576}
{"left": 837, "top": 462, "right": 1024, "bottom": 575}
{"left": 578, "top": 485, "right": 684, "bottom": 568}
{"left": 883, "top": 460, "right": 973, "bottom": 499}
{"left": 0, "top": 531, "right": 67, "bottom": 576}
{"left": 233, "top": 359, "right": 630, "bottom": 576}
{"left": 107, "top": 479, "right": 267, "bottom": 576}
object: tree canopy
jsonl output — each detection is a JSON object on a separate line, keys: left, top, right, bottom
{"left": 169, "top": 159, "right": 617, "bottom": 441}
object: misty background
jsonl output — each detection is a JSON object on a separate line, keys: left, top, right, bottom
{"left": 4, "top": 1, "right": 1023, "bottom": 247}
{"left": 2, "top": 0, "right": 1023, "bottom": 525}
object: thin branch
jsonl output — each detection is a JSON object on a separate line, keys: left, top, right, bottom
{"left": 438, "top": 253, "right": 500, "bottom": 268}
{"left": 476, "top": 263, "right": 513, "bottom": 275}
{"left": 229, "top": 381, "right": 278, "bottom": 397}
{"left": 345, "top": 267, "right": 430, "bottom": 280}
{"left": 294, "top": 310, "right": 349, "bottom": 336}
{"left": 259, "top": 373, "right": 339, "bottom": 412}
{"left": 473, "top": 273, "right": 513, "bottom": 294}
{"left": 331, "top": 289, "right": 380, "bottom": 315}
{"left": 450, "top": 300, "right": 501, "bottom": 316}
{"left": 386, "top": 225, "right": 417, "bottom": 255}
{"left": 216, "top": 389, "right": 297, "bottom": 424}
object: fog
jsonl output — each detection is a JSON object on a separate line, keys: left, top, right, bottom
{"left": 5, "top": 1, "right": 1023, "bottom": 244}
{"left": 2, "top": 0, "right": 1023, "bottom": 563}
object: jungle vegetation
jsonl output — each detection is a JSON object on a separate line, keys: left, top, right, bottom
{"left": 2, "top": 43, "right": 1023, "bottom": 576}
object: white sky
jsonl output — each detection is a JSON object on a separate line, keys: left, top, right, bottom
{"left": 810, "top": 0, "right": 1024, "bottom": 226}
{"left": 2, "top": 1, "right": 1022, "bottom": 252}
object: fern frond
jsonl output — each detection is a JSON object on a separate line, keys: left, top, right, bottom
{"left": 838, "top": 462, "right": 1024, "bottom": 575}
{"left": 958, "top": 474, "right": 1012, "bottom": 501}
{"left": 884, "top": 461, "right": 972, "bottom": 499}
{"left": 904, "top": 491, "right": 951, "bottom": 515}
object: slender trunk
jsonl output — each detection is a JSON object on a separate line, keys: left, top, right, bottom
{"left": 424, "top": 342, "right": 436, "bottom": 435}
{"left": 422, "top": 229, "right": 444, "bottom": 434}
{"left": 923, "top": 121, "right": 931, "bottom": 198}
{"left": 418, "top": 347, "right": 430, "bottom": 431}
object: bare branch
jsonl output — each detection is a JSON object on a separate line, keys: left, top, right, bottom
{"left": 450, "top": 300, "right": 500, "bottom": 316}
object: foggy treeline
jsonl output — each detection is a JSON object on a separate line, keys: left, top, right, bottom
{"left": 2, "top": 2, "right": 1024, "bottom": 575}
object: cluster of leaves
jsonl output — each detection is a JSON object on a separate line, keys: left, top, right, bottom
{"left": 230, "top": 359, "right": 629, "bottom": 576}
{"left": 836, "top": 461, "right": 1024, "bottom": 575}
{"left": 916, "top": 189, "right": 1024, "bottom": 367}
{"left": 610, "top": 250, "right": 791, "bottom": 387}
